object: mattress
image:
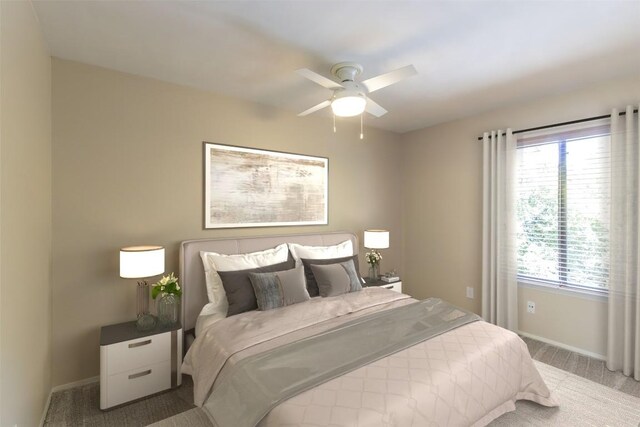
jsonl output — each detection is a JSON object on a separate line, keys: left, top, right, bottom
{"left": 182, "top": 288, "right": 556, "bottom": 426}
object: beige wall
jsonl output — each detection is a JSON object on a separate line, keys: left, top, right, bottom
{"left": 0, "top": 1, "right": 52, "bottom": 425}
{"left": 48, "top": 43, "right": 639, "bottom": 386}
{"left": 401, "top": 73, "right": 640, "bottom": 356}
{"left": 518, "top": 286, "right": 607, "bottom": 357}
{"left": 51, "top": 59, "right": 404, "bottom": 386}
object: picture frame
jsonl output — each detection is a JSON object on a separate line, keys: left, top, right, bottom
{"left": 203, "top": 142, "right": 329, "bottom": 229}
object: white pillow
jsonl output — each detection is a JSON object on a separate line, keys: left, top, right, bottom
{"left": 288, "top": 240, "right": 354, "bottom": 267}
{"left": 195, "top": 302, "right": 227, "bottom": 337}
{"left": 200, "top": 243, "right": 290, "bottom": 311}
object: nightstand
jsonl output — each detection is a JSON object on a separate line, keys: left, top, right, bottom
{"left": 100, "top": 320, "right": 182, "bottom": 410}
{"left": 363, "top": 278, "right": 403, "bottom": 293}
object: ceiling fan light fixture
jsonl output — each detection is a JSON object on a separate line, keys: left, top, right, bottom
{"left": 331, "top": 94, "right": 366, "bottom": 117}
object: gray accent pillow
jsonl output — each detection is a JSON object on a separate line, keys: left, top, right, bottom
{"left": 300, "top": 255, "right": 360, "bottom": 297}
{"left": 309, "top": 260, "right": 363, "bottom": 297}
{"left": 218, "top": 258, "right": 295, "bottom": 317}
{"left": 249, "top": 266, "right": 310, "bottom": 311}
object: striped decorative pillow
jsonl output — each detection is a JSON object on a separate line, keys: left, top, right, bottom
{"left": 248, "top": 266, "right": 310, "bottom": 311}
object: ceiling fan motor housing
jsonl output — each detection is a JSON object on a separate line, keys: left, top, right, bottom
{"left": 332, "top": 82, "right": 366, "bottom": 99}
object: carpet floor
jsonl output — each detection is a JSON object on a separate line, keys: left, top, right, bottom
{"left": 491, "top": 361, "right": 640, "bottom": 426}
{"left": 44, "top": 336, "right": 640, "bottom": 426}
{"left": 521, "top": 336, "right": 640, "bottom": 398}
{"left": 43, "top": 376, "right": 195, "bottom": 426}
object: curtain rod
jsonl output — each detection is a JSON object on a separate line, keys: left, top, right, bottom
{"left": 476, "top": 108, "right": 639, "bottom": 141}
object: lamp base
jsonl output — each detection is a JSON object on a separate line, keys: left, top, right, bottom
{"left": 135, "top": 280, "right": 156, "bottom": 331}
{"left": 136, "top": 314, "right": 157, "bottom": 331}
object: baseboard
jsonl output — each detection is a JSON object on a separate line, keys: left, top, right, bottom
{"left": 39, "top": 389, "right": 52, "bottom": 427}
{"left": 518, "top": 330, "right": 606, "bottom": 361}
{"left": 51, "top": 375, "right": 99, "bottom": 392}
{"left": 40, "top": 376, "right": 99, "bottom": 426}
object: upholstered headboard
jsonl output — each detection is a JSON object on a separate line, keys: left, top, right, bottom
{"left": 179, "top": 231, "right": 358, "bottom": 333}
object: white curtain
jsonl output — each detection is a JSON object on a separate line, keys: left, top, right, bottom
{"left": 482, "top": 129, "right": 518, "bottom": 332}
{"left": 607, "top": 105, "right": 640, "bottom": 380}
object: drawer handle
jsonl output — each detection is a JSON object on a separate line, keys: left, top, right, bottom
{"left": 128, "top": 339, "right": 152, "bottom": 348}
{"left": 128, "top": 369, "right": 152, "bottom": 380}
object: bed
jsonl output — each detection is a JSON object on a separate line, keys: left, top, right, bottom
{"left": 180, "top": 231, "right": 556, "bottom": 426}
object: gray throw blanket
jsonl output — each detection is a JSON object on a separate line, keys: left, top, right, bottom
{"left": 204, "top": 298, "right": 480, "bottom": 427}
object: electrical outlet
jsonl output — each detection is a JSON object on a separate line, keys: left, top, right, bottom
{"left": 527, "top": 301, "right": 535, "bottom": 314}
{"left": 466, "top": 287, "right": 474, "bottom": 299}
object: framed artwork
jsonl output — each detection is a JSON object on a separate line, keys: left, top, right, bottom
{"left": 203, "top": 142, "right": 328, "bottom": 229}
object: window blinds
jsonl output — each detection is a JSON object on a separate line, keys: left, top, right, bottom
{"left": 516, "top": 124, "right": 610, "bottom": 291}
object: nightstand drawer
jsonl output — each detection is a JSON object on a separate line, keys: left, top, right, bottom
{"left": 105, "top": 360, "right": 171, "bottom": 408}
{"left": 105, "top": 332, "right": 170, "bottom": 375}
{"left": 380, "top": 282, "right": 402, "bottom": 293}
{"left": 363, "top": 279, "right": 402, "bottom": 293}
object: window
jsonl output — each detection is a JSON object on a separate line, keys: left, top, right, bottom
{"left": 516, "top": 125, "right": 610, "bottom": 292}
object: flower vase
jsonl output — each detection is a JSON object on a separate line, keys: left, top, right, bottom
{"left": 368, "top": 264, "right": 379, "bottom": 281}
{"left": 157, "top": 294, "right": 179, "bottom": 326}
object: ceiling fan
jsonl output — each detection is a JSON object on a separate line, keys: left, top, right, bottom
{"left": 297, "top": 62, "right": 417, "bottom": 119}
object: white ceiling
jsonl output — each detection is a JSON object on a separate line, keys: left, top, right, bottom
{"left": 32, "top": 0, "right": 640, "bottom": 134}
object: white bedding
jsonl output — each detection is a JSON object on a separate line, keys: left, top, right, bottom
{"left": 183, "top": 288, "right": 556, "bottom": 426}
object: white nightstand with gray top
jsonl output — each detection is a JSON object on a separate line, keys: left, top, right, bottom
{"left": 100, "top": 320, "right": 182, "bottom": 410}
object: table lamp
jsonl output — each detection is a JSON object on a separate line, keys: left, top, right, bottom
{"left": 120, "top": 245, "right": 165, "bottom": 331}
{"left": 364, "top": 230, "right": 389, "bottom": 280}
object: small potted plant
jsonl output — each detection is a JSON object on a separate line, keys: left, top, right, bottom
{"left": 152, "top": 273, "right": 182, "bottom": 326}
{"left": 365, "top": 250, "right": 382, "bottom": 280}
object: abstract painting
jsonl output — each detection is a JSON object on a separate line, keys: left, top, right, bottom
{"left": 204, "top": 143, "right": 328, "bottom": 229}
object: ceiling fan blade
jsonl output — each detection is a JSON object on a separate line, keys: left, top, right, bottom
{"left": 362, "top": 64, "right": 417, "bottom": 93}
{"left": 365, "top": 97, "right": 388, "bottom": 117}
{"left": 297, "top": 68, "right": 343, "bottom": 90}
{"left": 298, "top": 100, "right": 331, "bottom": 117}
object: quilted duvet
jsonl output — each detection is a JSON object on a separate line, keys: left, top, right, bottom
{"left": 183, "top": 287, "right": 557, "bottom": 426}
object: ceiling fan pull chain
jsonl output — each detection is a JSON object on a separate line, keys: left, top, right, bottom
{"left": 360, "top": 113, "right": 364, "bottom": 140}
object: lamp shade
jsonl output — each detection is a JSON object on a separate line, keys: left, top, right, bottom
{"left": 120, "top": 246, "right": 165, "bottom": 279}
{"left": 331, "top": 94, "right": 366, "bottom": 117}
{"left": 364, "top": 230, "right": 389, "bottom": 249}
